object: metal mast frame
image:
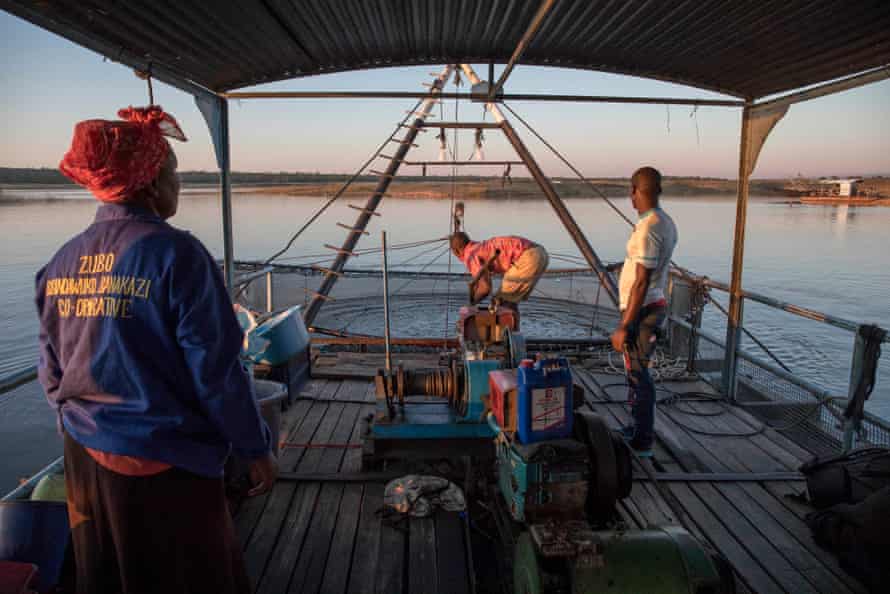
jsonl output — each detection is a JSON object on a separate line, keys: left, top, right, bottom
{"left": 151, "top": 62, "right": 890, "bottom": 398}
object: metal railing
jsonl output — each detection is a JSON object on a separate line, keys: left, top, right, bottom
{"left": 233, "top": 259, "right": 889, "bottom": 450}
{"left": 5, "top": 260, "right": 886, "bottom": 456}
{"left": 234, "top": 266, "right": 276, "bottom": 313}
{"left": 0, "top": 365, "right": 37, "bottom": 395}
{"left": 689, "top": 275, "right": 889, "bottom": 340}
{"left": 667, "top": 269, "right": 890, "bottom": 451}
{"left": 1, "top": 456, "right": 64, "bottom": 502}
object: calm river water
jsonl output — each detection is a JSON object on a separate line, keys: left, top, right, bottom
{"left": 1, "top": 187, "right": 888, "bottom": 493}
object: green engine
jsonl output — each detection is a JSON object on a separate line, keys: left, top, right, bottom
{"left": 514, "top": 524, "right": 733, "bottom": 594}
{"left": 493, "top": 410, "right": 733, "bottom": 594}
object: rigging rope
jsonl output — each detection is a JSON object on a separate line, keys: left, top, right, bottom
{"left": 391, "top": 241, "right": 451, "bottom": 269}
{"left": 232, "top": 96, "right": 429, "bottom": 300}
{"left": 502, "top": 102, "right": 635, "bottom": 227}
{"left": 272, "top": 237, "right": 447, "bottom": 263}
{"left": 392, "top": 244, "right": 452, "bottom": 296}
{"left": 337, "top": 243, "right": 452, "bottom": 333}
{"left": 501, "top": 101, "right": 795, "bottom": 374}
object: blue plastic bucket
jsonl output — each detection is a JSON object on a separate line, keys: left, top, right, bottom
{"left": 0, "top": 500, "right": 69, "bottom": 592}
{"left": 249, "top": 306, "right": 310, "bottom": 366}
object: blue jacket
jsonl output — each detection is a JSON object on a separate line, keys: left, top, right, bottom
{"left": 35, "top": 203, "right": 271, "bottom": 478}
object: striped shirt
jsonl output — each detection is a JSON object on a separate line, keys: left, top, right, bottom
{"left": 459, "top": 236, "right": 533, "bottom": 277}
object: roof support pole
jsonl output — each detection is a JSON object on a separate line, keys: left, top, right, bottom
{"left": 195, "top": 95, "right": 235, "bottom": 292}
{"left": 459, "top": 64, "right": 619, "bottom": 306}
{"left": 302, "top": 65, "right": 454, "bottom": 325}
{"left": 490, "top": 0, "right": 556, "bottom": 99}
{"left": 752, "top": 65, "right": 890, "bottom": 111}
{"left": 721, "top": 106, "right": 751, "bottom": 402}
{"left": 722, "top": 101, "right": 788, "bottom": 400}
{"left": 222, "top": 90, "right": 743, "bottom": 107}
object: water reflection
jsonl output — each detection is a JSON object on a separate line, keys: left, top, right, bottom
{"left": 2, "top": 190, "right": 888, "bottom": 411}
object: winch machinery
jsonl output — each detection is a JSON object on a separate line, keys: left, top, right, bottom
{"left": 368, "top": 305, "right": 733, "bottom": 594}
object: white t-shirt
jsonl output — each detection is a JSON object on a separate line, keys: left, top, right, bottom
{"left": 618, "top": 207, "right": 678, "bottom": 310}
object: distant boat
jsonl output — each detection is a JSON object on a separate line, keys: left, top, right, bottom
{"left": 796, "top": 178, "right": 890, "bottom": 206}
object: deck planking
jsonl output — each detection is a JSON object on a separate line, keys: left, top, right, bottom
{"left": 576, "top": 367, "right": 867, "bottom": 594}
{"left": 237, "top": 355, "right": 866, "bottom": 594}
{"left": 240, "top": 376, "right": 471, "bottom": 594}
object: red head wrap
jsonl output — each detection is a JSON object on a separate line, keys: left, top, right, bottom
{"left": 59, "top": 106, "right": 187, "bottom": 203}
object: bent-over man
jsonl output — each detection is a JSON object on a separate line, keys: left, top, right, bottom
{"left": 450, "top": 232, "right": 549, "bottom": 307}
{"left": 36, "top": 106, "right": 277, "bottom": 594}
{"left": 610, "top": 167, "right": 678, "bottom": 457}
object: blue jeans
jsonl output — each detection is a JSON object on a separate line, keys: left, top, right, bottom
{"left": 623, "top": 303, "right": 666, "bottom": 449}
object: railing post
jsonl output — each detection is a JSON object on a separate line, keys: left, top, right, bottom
{"left": 721, "top": 101, "right": 788, "bottom": 400}
{"left": 842, "top": 328, "right": 868, "bottom": 452}
{"left": 195, "top": 94, "right": 235, "bottom": 293}
{"left": 382, "top": 231, "right": 393, "bottom": 377}
{"left": 841, "top": 324, "right": 887, "bottom": 452}
{"left": 687, "top": 295, "right": 704, "bottom": 374}
{"left": 722, "top": 104, "right": 753, "bottom": 401}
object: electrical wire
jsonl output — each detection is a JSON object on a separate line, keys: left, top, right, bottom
{"left": 586, "top": 346, "right": 837, "bottom": 438}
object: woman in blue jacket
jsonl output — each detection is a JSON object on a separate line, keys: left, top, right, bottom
{"left": 35, "top": 106, "right": 277, "bottom": 594}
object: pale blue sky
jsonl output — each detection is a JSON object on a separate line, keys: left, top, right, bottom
{"left": 2, "top": 11, "right": 888, "bottom": 179}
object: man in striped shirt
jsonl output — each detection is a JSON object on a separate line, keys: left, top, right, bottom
{"left": 450, "top": 233, "right": 549, "bottom": 308}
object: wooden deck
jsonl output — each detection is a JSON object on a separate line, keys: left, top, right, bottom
{"left": 236, "top": 353, "right": 866, "bottom": 594}
{"left": 575, "top": 368, "right": 867, "bottom": 594}
{"left": 235, "top": 377, "right": 472, "bottom": 594}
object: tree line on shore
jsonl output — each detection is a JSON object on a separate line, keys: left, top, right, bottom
{"left": 0, "top": 167, "right": 485, "bottom": 186}
{"left": 5, "top": 167, "right": 884, "bottom": 197}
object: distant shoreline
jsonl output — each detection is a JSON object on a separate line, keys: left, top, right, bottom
{"left": 0, "top": 178, "right": 788, "bottom": 198}
{"left": 4, "top": 176, "right": 888, "bottom": 201}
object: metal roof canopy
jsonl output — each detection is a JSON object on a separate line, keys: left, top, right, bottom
{"left": 3, "top": 0, "right": 889, "bottom": 101}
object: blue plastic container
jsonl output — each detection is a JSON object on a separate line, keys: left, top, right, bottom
{"left": 516, "top": 358, "right": 573, "bottom": 444}
{"left": 250, "top": 306, "right": 310, "bottom": 366}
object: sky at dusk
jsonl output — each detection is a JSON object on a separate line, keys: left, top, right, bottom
{"left": 2, "top": 11, "right": 889, "bottom": 180}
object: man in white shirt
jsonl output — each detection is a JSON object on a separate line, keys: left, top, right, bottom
{"left": 610, "top": 167, "right": 678, "bottom": 456}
